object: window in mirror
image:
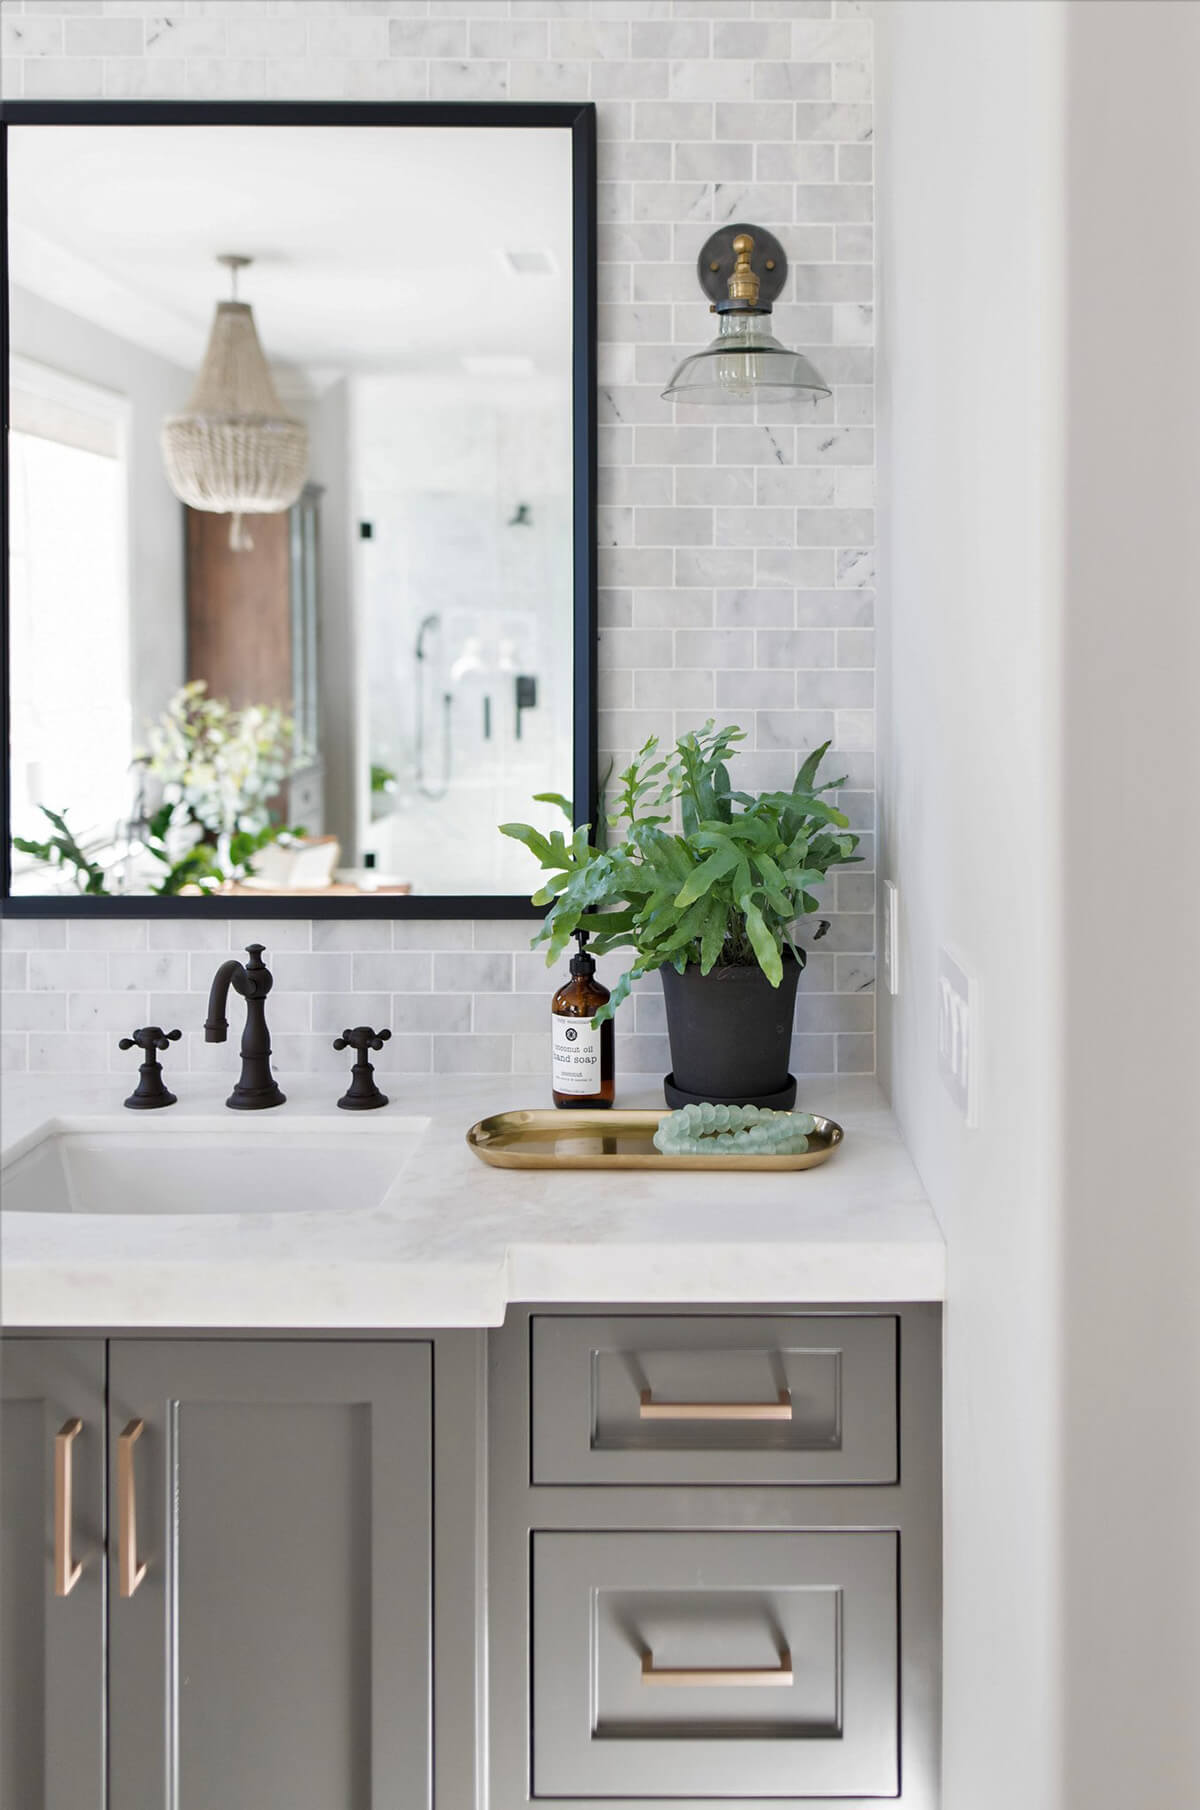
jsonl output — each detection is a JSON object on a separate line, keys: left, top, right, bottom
{"left": 9, "top": 362, "right": 132, "bottom": 883}
{"left": 2, "top": 104, "right": 596, "bottom": 913}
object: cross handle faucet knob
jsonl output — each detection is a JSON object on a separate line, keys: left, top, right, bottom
{"left": 119, "top": 1026, "right": 182, "bottom": 1056}
{"left": 332, "top": 1027, "right": 391, "bottom": 1110}
{"left": 118, "top": 1027, "right": 181, "bottom": 1110}
{"left": 333, "top": 1026, "right": 392, "bottom": 1057}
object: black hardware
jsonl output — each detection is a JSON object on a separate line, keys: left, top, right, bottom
{"left": 0, "top": 99, "right": 597, "bottom": 925}
{"left": 204, "top": 943, "right": 287, "bottom": 1110}
{"left": 117, "top": 1026, "right": 181, "bottom": 1110}
{"left": 332, "top": 1026, "right": 392, "bottom": 1110}
{"left": 359, "top": 520, "right": 373, "bottom": 539}
{"left": 515, "top": 673, "right": 537, "bottom": 740}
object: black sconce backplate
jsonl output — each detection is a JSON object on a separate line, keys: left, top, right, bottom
{"left": 696, "top": 223, "right": 789, "bottom": 306}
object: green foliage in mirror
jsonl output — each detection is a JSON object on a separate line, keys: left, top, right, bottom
{"left": 13, "top": 806, "right": 111, "bottom": 896}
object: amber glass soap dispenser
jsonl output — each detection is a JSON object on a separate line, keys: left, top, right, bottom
{"left": 551, "top": 929, "right": 614, "bottom": 1108}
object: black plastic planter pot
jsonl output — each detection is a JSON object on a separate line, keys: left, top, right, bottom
{"left": 660, "top": 954, "right": 801, "bottom": 1110}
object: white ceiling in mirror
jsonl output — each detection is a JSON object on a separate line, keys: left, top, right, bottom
{"left": 7, "top": 125, "right": 573, "bottom": 392}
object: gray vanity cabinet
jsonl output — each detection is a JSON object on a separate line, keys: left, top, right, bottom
{"left": 2, "top": 1309, "right": 939, "bottom": 1809}
{"left": 490, "top": 1306, "right": 942, "bottom": 1809}
{"left": 1, "top": 1338, "right": 432, "bottom": 1810}
{"left": 107, "top": 1340, "right": 432, "bottom": 1810}
{"left": 0, "top": 1341, "right": 106, "bottom": 1810}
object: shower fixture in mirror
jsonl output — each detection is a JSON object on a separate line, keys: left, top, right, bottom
{"left": 0, "top": 101, "right": 597, "bottom": 917}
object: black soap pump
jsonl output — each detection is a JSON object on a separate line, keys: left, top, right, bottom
{"left": 550, "top": 929, "right": 615, "bottom": 1109}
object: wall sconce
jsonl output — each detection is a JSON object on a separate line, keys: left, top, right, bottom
{"left": 662, "top": 224, "right": 830, "bottom": 406}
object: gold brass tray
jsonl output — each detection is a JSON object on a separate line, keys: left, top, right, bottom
{"left": 465, "top": 1109, "right": 844, "bottom": 1172}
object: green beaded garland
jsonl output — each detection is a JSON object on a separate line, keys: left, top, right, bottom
{"left": 653, "top": 1103, "right": 816, "bottom": 1157}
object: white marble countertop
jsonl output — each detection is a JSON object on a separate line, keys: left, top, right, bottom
{"left": 0, "top": 1072, "right": 944, "bottom": 1328}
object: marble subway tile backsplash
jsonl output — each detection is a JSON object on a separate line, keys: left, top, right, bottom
{"left": 0, "top": 0, "right": 875, "bottom": 1078}
{"left": 0, "top": 915, "right": 872, "bottom": 1079}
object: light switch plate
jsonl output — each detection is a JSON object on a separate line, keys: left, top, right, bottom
{"left": 882, "top": 881, "right": 900, "bottom": 995}
{"left": 937, "top": 947, "right": 979, "bottom": 1127}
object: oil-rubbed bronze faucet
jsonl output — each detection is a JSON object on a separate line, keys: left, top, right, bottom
{"left": 204, "top": 943, "right": 286, "bottom": 1110}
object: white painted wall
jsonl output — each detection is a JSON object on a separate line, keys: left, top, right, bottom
{"left": 876, "top": 2, "right": 1200, "bottom": 1804}
{"left": 874, "top": 6, "right": 1066, "bottom": 1801}
{"left": 8, "top": 284, "right": 191, "bottom": 740}
{"left": 1057, "top": 5, "right": 1200, "bottom": 1803}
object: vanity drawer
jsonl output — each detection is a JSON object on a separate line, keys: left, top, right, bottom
{"left": 531, "top": 1528, "right": 898, "bottom": 1800}
{"left": 530, "top": 1314, "right": 897, "bottom": 1485}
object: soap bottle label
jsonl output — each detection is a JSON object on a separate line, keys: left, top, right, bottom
{"left": 552, "top": 1014, "right": 602, "bottom": 1094}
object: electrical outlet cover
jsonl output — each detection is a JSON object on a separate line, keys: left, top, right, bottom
{"left": 937, "top": 947, "right": 979, "bottom": 1127}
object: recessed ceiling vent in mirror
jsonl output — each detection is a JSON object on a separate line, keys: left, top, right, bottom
{"left": 161, "top": 254, "right": 310, "bottom": 551}
{"left": 503, "top": 248, "right": 557, "bottom": 276}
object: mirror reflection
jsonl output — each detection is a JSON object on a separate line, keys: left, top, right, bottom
{"left": 6, "top": 121, "right": 579, "bottom": 900}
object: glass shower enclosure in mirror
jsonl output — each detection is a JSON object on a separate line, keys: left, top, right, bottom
{"left": 1, "top": 101, "right": 597, "bottom": 915}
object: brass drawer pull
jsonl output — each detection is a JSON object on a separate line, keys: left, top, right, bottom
{"left": 54, "top": 1418, "right": 84, "bottom": 1597}
{"left": 641, "top": 1647, "right": 794, "bottom": 1688}
{"left": 117, "top": 1419, "right": 148, "bottom": 1599}
{"left": 638, "top": 1388, "right": 793, "bottom": 1422}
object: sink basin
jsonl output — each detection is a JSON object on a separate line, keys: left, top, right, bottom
{"left": 0, "top": 1116, "right": 429, "bottom": 1216}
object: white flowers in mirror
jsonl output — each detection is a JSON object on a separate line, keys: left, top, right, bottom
{"left": 138, "top": 680, "right": 308, "bottom": 878}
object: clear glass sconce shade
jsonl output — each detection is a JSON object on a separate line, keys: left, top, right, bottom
{"left": 662, "top": 309, "right": 831, "bottom": 404}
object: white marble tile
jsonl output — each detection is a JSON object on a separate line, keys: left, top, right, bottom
{"left": 68, "top": 991, "right": 149, "bottom": 1033}
{"left": 1, "top": 992, "right": 66, "bottom": 1033}
{"left": 351, "top": 952, "right": 434, "bottom": 992}
{"left": 1, "top": 952, "right": 26, "bottom": 991}
{"left": 432, "top": 1033, "right": 512, "bottom": 1074}
{"left": 28, "top": 952, "right": 109, "bottom": 993}
{"left": 67, "top": 919, "right": 148, "bottom": 950}
{"left": 1, "top": 16, "right": 64, "bottom": 57}
{"left": 433, "top": 952, "right": 513, "bottom": 994}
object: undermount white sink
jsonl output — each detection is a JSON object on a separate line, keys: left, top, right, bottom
{"left": 0, "top": 1115, "right": 429, "bottom": 1216}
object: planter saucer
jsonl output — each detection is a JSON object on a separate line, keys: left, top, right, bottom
{"left": 663, "top": 1072, "right": 798, "bottom": 1112}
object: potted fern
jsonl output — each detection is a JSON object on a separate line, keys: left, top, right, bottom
{"left": 501, "top": 722, "right": 860, "bottom": 1107}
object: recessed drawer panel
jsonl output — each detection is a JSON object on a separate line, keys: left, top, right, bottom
{"left": 532, "top": 1529, "right": 898, "bottom": 1800}
{"left": 531, "top": 1314, "right": 897, "bottom": 1485}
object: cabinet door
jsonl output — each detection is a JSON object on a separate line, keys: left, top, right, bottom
{"left": 108, "top": 1340, "right": 431, "bottom": 1810}
{"left": 0, "top": 1340, "right": 106, "bottom": 1810}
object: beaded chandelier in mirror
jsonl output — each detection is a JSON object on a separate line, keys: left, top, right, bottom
{"left": 162, "top": 255, "right": 309, "bottom": 550}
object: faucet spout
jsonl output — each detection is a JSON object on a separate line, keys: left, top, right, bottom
{"left": 204, "top": 945, "right": 286, "bottom": 1109}
{"left": 204, "top": 959, "right": 243, "bottom": 1043}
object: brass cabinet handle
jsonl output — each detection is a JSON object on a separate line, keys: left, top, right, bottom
{"left": 54, "top": 1418, "right": 84, "bottom": 1597}
{"left": 638, "top": 1388, "right": 793, "bottom": 1422}
{"left": 641, "top": 1647, "right": 794, "bottom": 1688}
{"left": 117, "top": 1419, "right": 148, "bottom": 1599}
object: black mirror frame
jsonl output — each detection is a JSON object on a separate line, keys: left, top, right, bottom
{"left": 0, "top": 98, "right": 597, "bottom": 920}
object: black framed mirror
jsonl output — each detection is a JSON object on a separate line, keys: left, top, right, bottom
{"left": 0, "top": 100, "right": 596, "bottom": 918}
